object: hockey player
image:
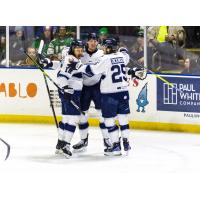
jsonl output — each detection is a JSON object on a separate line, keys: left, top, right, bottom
{"left": 55, "top": 39, "right": 85, "bottom": 158}
{"left": 69, "top": 38, "right": 146, "bottom": 155}
{"left": 40, "top": 39, "right": 84, "bottom": 158}
{"left": 72, "top": 33, "right": 111, "bottom": 153}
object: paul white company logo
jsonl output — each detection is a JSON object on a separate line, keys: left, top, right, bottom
{"left": 163, "top": 83, "right": 200, "bottom": 106}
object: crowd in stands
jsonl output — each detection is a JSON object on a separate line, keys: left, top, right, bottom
{"left": 0, "top": 26, "right": 142, "bottom": 67}
{"left": 1, "top": 26, "right": 200, "bottom": 74}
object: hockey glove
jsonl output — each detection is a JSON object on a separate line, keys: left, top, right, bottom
{"left": 128, "top": 67, "right": 147, "bottom": 80}
{"left": 38, "top": 54, "right": 53, "bottom": 68}
{"left": 62, "top": 85, "right": 74, "bottom": 100}
{"left": 118, "top": 47, "right": 128, "bottom": 54}
{"left": 66, "top": 61, "right": 83, "bottom": 74}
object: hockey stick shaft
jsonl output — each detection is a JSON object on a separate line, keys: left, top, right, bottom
{"left": 38, "top": 40, "right": 59, "bottom": 128}
{"left": 24, "top": 51, "right": 85, "bottom": 115}
{"left": 43, "top": 74, "right": 59, "bottom": 128}
{"left": 0, "top": 138, "right": 10, "bottom": 160}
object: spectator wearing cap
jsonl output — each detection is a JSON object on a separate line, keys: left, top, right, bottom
{"left": 131, "top": 29, "right": 144, "bottom": 65}
{"left": 32, "top": 26, "right": 53, "bottom": 57}
{"left": 47, "top": 26, "right": 74, "bottom": 60}
{"left": 98, "top": 27, "right": 109, "bottom": 47}
{"left": 9, "top": 26, "right": 27, "bottom": 65}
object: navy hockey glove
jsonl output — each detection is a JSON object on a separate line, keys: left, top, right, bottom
{"left": 62, "top": 85, "right": 74, "bottom": 100}
{"left": 118, "top": 47, "right": 128, "bottom": 54}
{"left": 66, "top": 61, "right": 83, "bottom": 74}
{"left": 128, "top": 67, "right": 147, "bottom": 80}
{"left": 38, "top": 54, "right": 53, "bottom": 68}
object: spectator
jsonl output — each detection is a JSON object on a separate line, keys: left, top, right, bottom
{"left": 98, "top": 27, "right": 109, "bottom": 45}
{"left": 182, "top": 58, "right": 200, "bottom": 74}
{"left": 47, "top": 26, "right": 74, "bottom": 60}
{"left": 0, "top": 35, "right": 6, "bottom": 65}
{"left": 19, "top": 47, "right": 37, "bottom": 66}
{"left": 131, "top": 29, "right": 144, "bottom": 65}
{"left": 32, "top": 26, "right": 53, "bottom": 56}
{"left": 147, "top": 26, "right": 185, "bottom": 70}
{"left": 9, "top": 26, "right": 27, "bottom": 65}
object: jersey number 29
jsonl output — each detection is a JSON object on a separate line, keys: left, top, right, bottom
{"left": 111, "top": 64, "right": 127, "bottom": 83}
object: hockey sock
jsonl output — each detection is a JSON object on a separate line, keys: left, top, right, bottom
{"left": 79, "top": 122, "right": 89, "bottom": 140}
{"left": 58, "top": 121, "right": 65, "bottom": 140}
{"left": 120, "top": 124, "right": 130, "bottom": 139}
{"left": 63, "top": 123, "right": 76, "bottom": 144}
{"left": 107, "top": 125, "right": 119, "bottom": 143}
{"left": 99, "top": 122, "right": 110, "bottom": 139}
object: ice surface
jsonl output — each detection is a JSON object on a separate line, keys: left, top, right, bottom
{"left": 0, "top": 123, "right": 200, "bottom": 200}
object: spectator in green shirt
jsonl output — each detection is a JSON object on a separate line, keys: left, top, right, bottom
{"left": 32, "top": 26, "right": 53, "bottom": 57}
{"left": 47, "top": 26, "right": 74, "bottom": 60}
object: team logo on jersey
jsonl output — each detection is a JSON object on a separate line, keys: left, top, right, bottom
{"left": 136, "top": 83, "right": 149, "bottom": 113}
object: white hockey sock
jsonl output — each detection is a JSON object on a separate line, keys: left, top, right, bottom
{"left": 63, "top": 123, "right": 76, "bottom": 144}
{"left": 120, "top": 124, "right": 130, "bottom": 139}
{"left": 99, "top": 122, "right": 109, "bottom": 139}
{"left": 58, "top": 128, "right": 64, "bottom": 140}
{"left": 58, "top": 121, "right": 65, "bottom": 140}
{"left": 79, "top": 122, "right": 89, "bottom": 140}
{"left": 107, "top": 125, "right": 119, "bottom": 143}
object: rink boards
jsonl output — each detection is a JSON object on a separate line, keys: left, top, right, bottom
{"left": 1, "top": 67, "right": 200, "bottom": 133}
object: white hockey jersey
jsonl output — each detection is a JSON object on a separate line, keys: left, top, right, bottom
{"left": 79, "top": 51, "right": 130, "bottom": 94}
{"left": 57, "top": 55, "right": 83, "bottom": 91}
{"left": 81, "top": 49, "right": 104, "bottom": 86}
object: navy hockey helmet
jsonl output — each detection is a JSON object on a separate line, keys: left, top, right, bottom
{"left": 87, "top": 32, "right": 98, "bottom": 41}
{"left": 102, "top": 38, "right": 118, "bottom": 54}
{"left": 68, "top": 39, "right": 85, "bottom": 55}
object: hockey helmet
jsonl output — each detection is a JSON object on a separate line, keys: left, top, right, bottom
{"left": 102, "top": 38, "right": 118, "bottom": 54}
{"left": 87, "top": 32, "right": 98, "bottom": 41}
{"left": 68, "top": 39, "right": 85, "bottom": 55}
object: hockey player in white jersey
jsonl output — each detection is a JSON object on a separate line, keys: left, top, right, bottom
{"left": 70, "top": 38, "right": 146, "bottom": 155}
{"left": 52, "top": 39, "right": 84, "bottom": 158}
{"left": 72, "top": 33, "right": 111, "bottom": 153}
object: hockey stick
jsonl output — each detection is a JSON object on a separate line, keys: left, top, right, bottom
{"left": 0, "top": 138, "right": 10, "bottom": 160}
{"left": 24, "top": 51, "right": 85, "bottom": 115}
{"left": 129, "top": 57, "right": 181, "bottom": 92}
{"left": 38, "top": 40, "right": 59, "bottom": 128}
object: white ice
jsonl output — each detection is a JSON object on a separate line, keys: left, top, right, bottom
{"left": 0, "top": 123, "right": 200, "bottom": 200}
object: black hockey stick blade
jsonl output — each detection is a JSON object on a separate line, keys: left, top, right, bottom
{"left": 0, "top": 138, "right": 10, "bottom": 160}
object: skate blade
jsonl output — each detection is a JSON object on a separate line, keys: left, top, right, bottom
{"left": 104, "top": 152, "right": 113, "bottom": 156}
{"left": 62, "top": 153, "right": 72, "bottom": 159}
{"left": 124, "top": 150, "right": 130, "bottom": 156}
{"left": 112, "top": 151, "right": 122, "bottom": 156}
{"left": 72, "top": 147, "right": 87, "bottom": 153}
{"left": 55, "top": 149, "right": 63, "bottom": 154}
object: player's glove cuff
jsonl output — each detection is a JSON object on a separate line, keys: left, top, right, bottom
{"left": 118, "top": 47, "right": 128, "bottom": 54}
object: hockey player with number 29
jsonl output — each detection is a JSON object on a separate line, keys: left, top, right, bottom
{"left": 71, "top": 38, "right": 146, "bottom": 156}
